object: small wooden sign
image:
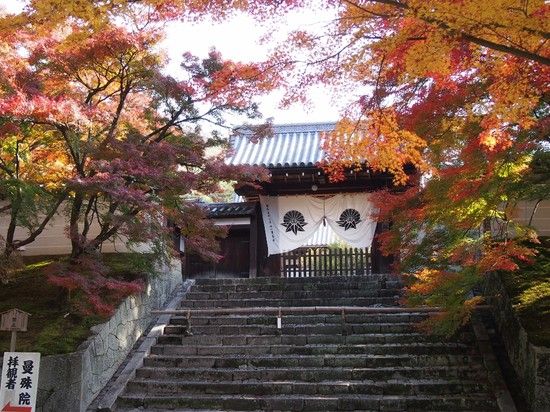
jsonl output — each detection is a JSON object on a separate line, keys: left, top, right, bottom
{"left": 0, "top": 309, "right": 30, "bottom": 333}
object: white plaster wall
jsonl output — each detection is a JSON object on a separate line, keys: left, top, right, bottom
{"left": 0, "top": 204, "right": 150, "bottom": 255}
{"left": 511, "top": 200, "right": 550, "bottom": 236}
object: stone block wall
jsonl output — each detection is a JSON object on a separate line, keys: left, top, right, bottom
{"left": 485, "top": 272, "right": 550, "bottom": 412}
{"left": 0, "top": 259, "right": 182, "bottom": 412}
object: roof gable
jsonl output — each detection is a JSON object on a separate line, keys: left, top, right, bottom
{"left": 226, "top": 122, "right": 335, "bottom": 168}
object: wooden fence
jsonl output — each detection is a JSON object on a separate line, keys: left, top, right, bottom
{"left": 281, "top": 247, "right": 371, "bottom": 278}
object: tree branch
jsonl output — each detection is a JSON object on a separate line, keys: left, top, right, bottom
{"left": 342, "top": 0, "right": 550, "bottom": 65}
{"left": 13, "top": 190, "right": 69, "bottom": 249}
{"left": 460, "top": 32, "right": 550, "bottom": 65}
{"left": 528, "top": 199, "right": 542, "bottom": 227}
{"left": 81, "top": 194, "right": 97, "bottom": 238}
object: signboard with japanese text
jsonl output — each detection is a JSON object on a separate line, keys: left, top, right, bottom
{"left": 0, "top": 352, "right": 40, "bottom": 412}
{"left": 0, "top": 310, "right": 30, "bottom": 333}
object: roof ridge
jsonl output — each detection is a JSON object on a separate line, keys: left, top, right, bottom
{"left": 272, "top": 121, "right": 336, "bottom": 127}
{"left": 272, "top": 122, "right": 336, "bottom": 133}
{"left": 205, "top": 201, "right": 255, "bottom": 206}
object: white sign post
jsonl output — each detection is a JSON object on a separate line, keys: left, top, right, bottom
{"left": 0, "top": 352, "right": 40, "bottom": 412}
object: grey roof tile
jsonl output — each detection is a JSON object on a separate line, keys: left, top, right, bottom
{"left": 226, "top": 122, "right": 335, "bottom": 168}
{"left": 205, "top": 202, "right": 256, "bottom": 218}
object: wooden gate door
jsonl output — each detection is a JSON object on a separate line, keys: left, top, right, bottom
{"left": 186, "top": 227, "right": 250, "bottom": 278}
{"left": 281, "top": 247, "right": 371, "bottom": 278}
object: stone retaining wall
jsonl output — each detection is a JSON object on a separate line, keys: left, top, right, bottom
{"left": 484, "top": 272, "right": 550, "bottom": 412}
{"left": 1, "top": 259, "right": 182, "bottom": 412}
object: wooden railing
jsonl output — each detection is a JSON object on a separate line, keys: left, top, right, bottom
{"left": 152, "top": 305, "right": 453, "bottom": 334}
{"left": 281, "top": 247, "right": 371, "bottom": 278}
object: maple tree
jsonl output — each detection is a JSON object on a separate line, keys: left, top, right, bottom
{"left": 0, "top": 1, "right": 271, "bottom": 313}
{"left": 1, "top": 0, "right": 548, "bottom": 325}
{"left": 0, "top": 121, "right": 70, "bottom": 265}
{"left": 271, "top": 0, "right": 549, "bottom": 333}
{"left": 182, "top": 0, "right": 548, "bottom": 332}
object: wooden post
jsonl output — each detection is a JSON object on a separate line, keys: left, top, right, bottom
{"left": 249, "top": 212, "right": 258, "bottom": 278}
{"left": 315, "top": 249, "right": 319, "bottom": 277}
{"left": 341, "top": 308, "right": 347, "bottom": 336}
{"left": 10, "top": 330, "right": 16, "bottom": 352}
{"left": 184, "top": 309, "right": 193, "bottom": 337}
{"left": 343, "top": 247, "right": 348, "bottom": 276}
{"left": 367, "top": 248, "right": 371, "bottom": 276}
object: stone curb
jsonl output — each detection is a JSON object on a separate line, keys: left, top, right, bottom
{"left": 471, "top": 312, "right": 518, "bottom": 412}
{"left": 88, "top": 279, "right": 195, "bottom": 412}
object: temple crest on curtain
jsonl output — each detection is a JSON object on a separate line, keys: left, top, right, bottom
{"left": 260, "top": 194, "right": 378, "bottom": 255}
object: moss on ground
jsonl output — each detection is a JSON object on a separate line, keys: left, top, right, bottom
{"left": 0, "top": 253, "right": 154, "bottom": 355}
{"left": 499, "top": 237, "right": 550, "bottom": 347}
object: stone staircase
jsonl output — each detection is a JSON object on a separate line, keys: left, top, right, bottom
{"left": 114, "top": 275, "right": 499, "bottom": 411}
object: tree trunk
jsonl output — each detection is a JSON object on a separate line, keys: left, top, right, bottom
{"left": 3, "top": 190, "right": 22, "bottom": 259}
{"left": 69, "top": 193, "right": 84, "bottom": 259}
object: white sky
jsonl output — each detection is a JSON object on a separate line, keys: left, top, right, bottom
{"left": 2, "top": 1, "right": 343, "bottom": 125}
{"left": 162, "top": 10, "right": 342, "bottom": 125}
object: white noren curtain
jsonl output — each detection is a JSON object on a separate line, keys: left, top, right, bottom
{"left": 260, "top": 193, "right": 377, "bottom": 255}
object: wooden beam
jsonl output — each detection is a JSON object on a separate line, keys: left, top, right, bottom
{"left": 153, "top": 305, "right": 473, "bottom": 316}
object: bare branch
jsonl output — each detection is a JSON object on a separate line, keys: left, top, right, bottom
{"left": 12, "top": 190, "right": 69, "bottom": 249}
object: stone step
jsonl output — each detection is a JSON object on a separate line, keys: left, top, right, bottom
{"left": 155, "top": 332, "right": 449, "bottom": 346}
{"left": 179, "top": 296, "right": 399, "bottom": 308}
{"left": 135, "top": 365, "right": 488, "bottom": 382}
{"left": 185, "top": 288, "right": 402, "bottom": 300}
{"left": 125, "top": 378, "right": 490, "bottom": 396}
{"left": 112, "top": 275, "right": 497, "bottom": 412}
{"left": 192, "top": 274, "right": 400, "bottom": 286}
{"left": 143, "top": 354, "right": 483, "bottom": 369}
{"left": 116, "top": 393, "right": 498, "bottom": 411}
{"left": 192, "top": 280, "right": 402, "bottom": 293}
{"left": 169, "top": 312, "right": 430, "bottom": 326}
{"left": 162, "top": 322, "right": 419, "bottom": 337}
{"left": 150, "top": 342, "right": 473, "bottom": 357}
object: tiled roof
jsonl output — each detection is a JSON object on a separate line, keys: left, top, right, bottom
{"left": 226, "top": 122, "right": 335, "bottom": 168}
{"left": 205, "top": 202, "right": 256, "bottom": 218}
